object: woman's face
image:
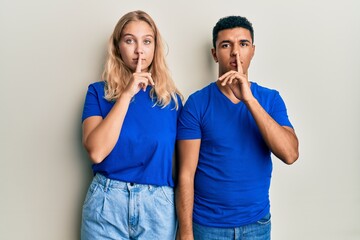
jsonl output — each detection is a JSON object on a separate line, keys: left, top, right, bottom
{"left": 118, "top": 20, "right": 155, "bottom": 72}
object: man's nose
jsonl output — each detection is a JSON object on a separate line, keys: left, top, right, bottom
{"left": 231, "top": 45, "right": 239, "bottom": 56}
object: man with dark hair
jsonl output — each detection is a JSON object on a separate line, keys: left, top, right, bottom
{"left": 212, "top": 15, "right": 254, "bottom": 48}
{"left": 176, "top": 15, "right": 299, "bottom": 240}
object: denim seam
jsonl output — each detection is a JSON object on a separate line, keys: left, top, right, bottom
{"left": 160, "top": 187, "right": 175, "bottom": 205}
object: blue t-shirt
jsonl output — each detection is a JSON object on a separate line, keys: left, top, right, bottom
{"left": 82, "top": 81, "right": 182, "bottom": 187}
{"left": 177, "top": 82, "right": 293, "bottom": 227}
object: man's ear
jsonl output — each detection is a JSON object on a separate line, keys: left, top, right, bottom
{"left": 251, "top": 45, "right": 256, "bottom": 60}
{"left": 211, "top": 48, "right": 218, "bottom": 62}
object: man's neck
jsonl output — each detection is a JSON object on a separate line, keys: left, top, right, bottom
{"left": 215, "top": 81, "right": 241, "bottom": 104}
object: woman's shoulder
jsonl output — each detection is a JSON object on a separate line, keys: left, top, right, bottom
{"left": 88, "top": 80, "right": 105, "bottom": 89}
{"left": 86, "top": 81, "right": 106, "bottom": 93}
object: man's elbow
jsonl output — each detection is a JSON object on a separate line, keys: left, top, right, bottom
{"left": 282, "top": 149, "right": 299, "bottom": 165}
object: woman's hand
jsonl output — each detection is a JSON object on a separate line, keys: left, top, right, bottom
{"left": 124, "top": 53, "right": 155, "bottom": 97}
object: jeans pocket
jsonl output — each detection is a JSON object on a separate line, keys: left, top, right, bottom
{"left": 83, "top": 181, "right": 100, "bottom": 207}
{"left": 159, "top": 186, "right": 175, "bottom": 205}
{"left": 256, "top": 213, "right": 271, "bottom": 225}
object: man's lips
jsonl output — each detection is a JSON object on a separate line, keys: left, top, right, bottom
{"left": 231, "top": 61, "right": 243, "bottom": 67}
{"left": 230, "top": 61, "right": 238, "bottom": 67}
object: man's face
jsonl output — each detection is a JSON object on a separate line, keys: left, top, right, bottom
{"left": 212, "top": 27, "right": 255, "bottom": 76}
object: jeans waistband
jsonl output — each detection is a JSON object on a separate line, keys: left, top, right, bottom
{"left": 93, "top": 173, "right": 166, "bottom": 192}
{"left": 93, "top": 173, "right": 128, "bottom": 189}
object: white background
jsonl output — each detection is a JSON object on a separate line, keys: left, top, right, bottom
{"left": 1, "top": 0, "right": 359, "bottom": 239}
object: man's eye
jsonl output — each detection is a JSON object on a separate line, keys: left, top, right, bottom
{"left": 240, "top": 43, "right": 249, "bottom": 47}
{"left": 221, "top": 43, "right": 230, "bottom": 48}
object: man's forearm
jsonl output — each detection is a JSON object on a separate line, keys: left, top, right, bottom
{"left": 245, "top": 97, "right": 299, "bottom": 164}
{"left": 176, "top": 178, "right": 195, "bottom": 240}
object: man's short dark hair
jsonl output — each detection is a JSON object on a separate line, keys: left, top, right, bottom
{"left": 212, "top": 16, "right": 254, "bottom": 48}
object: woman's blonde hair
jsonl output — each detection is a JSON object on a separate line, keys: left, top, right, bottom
{"left": 102, "top": 10, "right": 183, "bottom": 109}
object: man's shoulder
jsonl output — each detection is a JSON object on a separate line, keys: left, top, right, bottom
{"left": 188, "top": 82, "right": 215, "bottom": 99}
{"left": 252, "top": 82, "right": 279, "bottom": 96}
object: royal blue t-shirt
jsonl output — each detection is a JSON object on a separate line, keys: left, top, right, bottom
{"left": 177, "top": 82, "right": 293, "bottom": 227}
{"left": 82, "top": 81, "right": 182, "bottom": 187}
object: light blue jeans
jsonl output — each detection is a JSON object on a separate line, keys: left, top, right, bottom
{"left": 81, "top": 173, "right": 177, "bottom": 240}
{"left": 193, "top": 213, "right": 271, "bottom": 240}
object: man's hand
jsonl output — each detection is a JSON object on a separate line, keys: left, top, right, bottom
{"left": 218, "top": 53, "right": 253, "bottom": 102}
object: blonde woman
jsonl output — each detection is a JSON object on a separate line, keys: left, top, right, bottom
{"left": 80, "top": 10, "right": 183, "bottom": 240}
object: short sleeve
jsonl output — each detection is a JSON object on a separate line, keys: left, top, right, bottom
{"left": 270, "top": 92, "right": 293, "bottom": 128}
{"left": 177, "top": 96, "right": 202, "bottom": 140}
{"left": 176, "top": 94, "right": 183, "bottom": 116}
{"left": 81, "top": 84, "right": 102, "bottom": 122}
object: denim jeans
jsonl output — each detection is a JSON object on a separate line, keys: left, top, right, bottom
{"left": 193, "top": 213, "right": 271, "bottom": 240}
{"left": 81, "top": 173, "right": 177, "bottom": 240}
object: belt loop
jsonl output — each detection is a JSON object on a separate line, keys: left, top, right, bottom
{"left": 104, "top": 178, "right": 110, "bottom": 192}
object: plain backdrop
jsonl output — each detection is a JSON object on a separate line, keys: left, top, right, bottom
{"left": 1, "top": 0, "right": 359, "bottom": 239}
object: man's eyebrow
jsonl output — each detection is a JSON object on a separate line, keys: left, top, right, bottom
{"left": 219, "top": 39, "right": 251, "bottom": 44}
{"left": 218, "top": 40, "right": 231, "bottom": 45}
{"left": 240, "top": 39, "right": 251, "bottom": 43}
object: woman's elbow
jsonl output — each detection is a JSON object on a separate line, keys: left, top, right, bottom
{"left": 83, "top": 141, "right": 104, "bottom": 164}
{"left": 88, "top": 150, "right": 105, "bottom": 164}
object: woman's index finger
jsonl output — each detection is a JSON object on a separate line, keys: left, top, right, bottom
{"left": 136, "top": 53, "right": 142, "bottom": 73}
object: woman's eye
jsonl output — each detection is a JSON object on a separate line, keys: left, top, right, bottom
{"left": 144, "top": 39, "right": 152, "bottom": 45}
{"left": 125, "top": 39, "right": 134, "bottom": 44}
